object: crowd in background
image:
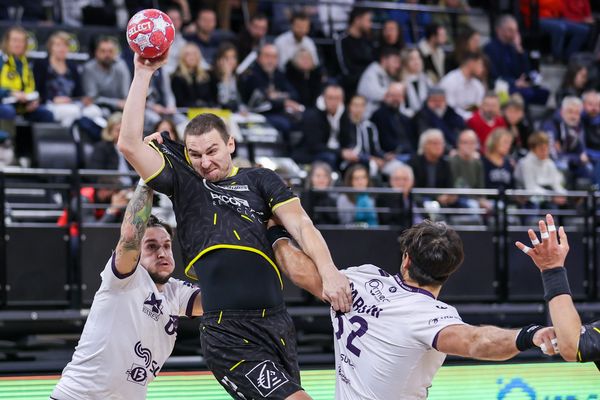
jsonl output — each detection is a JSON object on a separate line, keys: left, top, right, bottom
{"left": 1, "top": 0, "right": 600, "bottom": 228}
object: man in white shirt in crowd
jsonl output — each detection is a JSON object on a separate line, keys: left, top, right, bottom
{"left": 268, "top": 220, "right": 557, "bottom": 400}
{"left": 357, "top": 47, "right": 401, "bottom": 118}
{"left": 51, "top": 183, "right": 202, "bottom": 400}
{"left": 275, "top": 11, "right": 320, "bottom": 71}
{"left": 439, "top": 52, "right": 485, "bottom": 120}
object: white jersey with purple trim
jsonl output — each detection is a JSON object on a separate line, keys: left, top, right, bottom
{"left": 332, "top": 264, "right": 465, "bottom": 400}
{"left": 52, "top": 255, "right": 200, "bottom": 400}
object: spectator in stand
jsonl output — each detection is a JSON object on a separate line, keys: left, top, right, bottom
{"left": 582, "top": 91, "right": 600, "bottom": 184}
{"left": 152, "top": 118, "right": 179, "bottom": 142}
{"left": 556, "top": 62, "right": 591, "bottom": 105}
{"left": 401, "top": 47, "right": 432, "bottom": 117}
{"left": 337, "top": 164, "right": 379, "bottom": 226}
{"left": 294, "top": 84, "right": 349, "bottom": 167}
{"left": 389, "top": 0, "right": 432, "bottom": 43}
{"left": 357, "top": 46, "right": 402, "bottom": 118}
{"left": 515, "top": 132, "right": 567, "bottom": 206}
{"left": 484, "top": 15, "right": 549, "bottom": 106}
{"left": 449, "top": 129, "right": 491, "bottom": 211}
{"left": 184, "top": 8, "right": 233, "bottom": 65}
{"left": 319, "top": 0, "right": 354, "bottom": 36}
{"left": 439, "top": 52, "right": 485, "bottom": 120}
{"left": 376, "top": 164, "right": 415, "bottom": 228}
{"left": 409, "top": 129, "right": 457, "bottom": 207}
{"left": 239, "top": 44, "right": 303, "bottom": 140}
{"left": 374, "top": 20, "right": 405, "bottom": 58}
{"left": 370, "top": 82, "right": 416, "bottom": 162}
{"left": 340, "top": 95, "right": 385, "bottom": 175}
{"left": 542, "top": 96, "right": 592, "bottom": 187}
{"left": 336, "top": 7, "right": 374, "bottom": 96}
{"left": 482, "top": 128, "right": 514, "bottom": 191}
{"left": 88, "top": 112, "right": 135, "bottom": 186}
{"left": 285, "top": 48, "right": 324, "bottom": 108}
{"left": 237, "top": 13, "right": 269, "bottom": 62}
{"left": 432, "top": 0, "right": 472, "bottom": 45}
{"left": 418, "top": 23, "right": 447, "bottom": 83}
{"left": 520, "top": 0, "right": 591, "bottom": 63}
{"left": 82, "top": 36, "right": 130, "bottom": 114}
{"left": 164, "top": 7, "right": 189, "bottom": 76}
{"left": 0, "top": 27, "right": 54, "bottom": 124}
{"left": 301, "top": 161, "right": 339, "bottom": 225}
{"left": 145, "top": 63, "right": 182, "bottom": 134}
{"left": 503, "top": 94, "right": 532, "bottom": 159}
{"left": 444, "top": 26, "right": 482, "bottom": 72}
{"left": 210, "top": 42, "right": 242, "bottom": 111}
{"left": 467, "top": 92, "right": 507, "bottom": 150}
{"left": 413, "top": 86, "right": 465, "bottom": 149}
{"left": 275, "top": 11, "right": 320, "bottom": 71}
{"left": 170, "top": 43, "right": 214, "bottom": 108}
{"left": 34, "top": 31, "right": 86, "bottom": 128}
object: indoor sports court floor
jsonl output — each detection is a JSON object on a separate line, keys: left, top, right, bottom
{"left": 1, "top": 362, "right": 598, "bottom": 399}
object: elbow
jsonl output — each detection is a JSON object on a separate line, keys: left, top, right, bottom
{"left": 560, "top": 343, "right": 578, "bottom": 362}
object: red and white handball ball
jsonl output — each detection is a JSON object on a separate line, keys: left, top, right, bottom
{"left": 126, "top": 9, "right": 175, "bottom": 59}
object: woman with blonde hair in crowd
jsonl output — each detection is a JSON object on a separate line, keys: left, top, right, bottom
{"left": 34, "top": 31, "right": 103, "bottom": 127}
{"left": 89, "top": 112, "right": 134, "bottom": 186}
{"left": 170, "top": 43, "right": 214, "bottom": 108}
{"left": 0, "top": 26, "right": 53, "bottom": 123}
{"left": 401, "top": 47, "right": 432, "bottom": 117}
{"left": 482, "top": 128, "right": 514, "bottom": 191}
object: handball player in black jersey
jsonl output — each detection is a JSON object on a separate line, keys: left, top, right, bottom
{"left": 118, "top": 52, "right": 352, "bottom": 399}
{"left": 518, "top": 214, "right": 600, "bottom": 370}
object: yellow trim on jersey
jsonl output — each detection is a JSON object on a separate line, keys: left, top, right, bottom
{"left": 184, "top": 245, "right": 284, "bottom": 289}
{"left": 241, "top": 214, "right": 253, "bottom": 222}
{"left": 144, "top": 142, "right": 167, "bottom": 184}
{"left": 218, "top": 311, "right": 223, "bottom": 324}
{"left": 233, "top": 230, "right": 241, "bottom": 240}
{"left": 213, "top": 213, "right": 217, "bottom": 225}
{"left": 230, "top": 360, "right": 245, "bottom": 371}
{"left": 594, "top": 327, "right": 600, "bottom": 335}
{"left": 280, "top": 338, "right": 286, "bottom": 346}
{"left": 227, "top": 166, "right": 239, "bottom": 177}
{"left": 243, "top": 338, "right": 249, "bottom": 344}
{"left": 262, "top": 309, "right": 266, "bottom": 318}
{"left": 184, "top": 147, "right": 192, "bottom": 165}
{"left": 271, "top": 197, "right": 299, "bottom": 212}
{"left": 577, "top": 350, "right": 582, "bottom": 362}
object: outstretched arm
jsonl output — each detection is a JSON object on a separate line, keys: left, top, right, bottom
{"left": 117, "top": 53, "right": 167, "bottom": 180}
{"left": 436, "top": 324, "right": 556, "bottom": 361}
{"left": 515, "top": 214, "right": 581, "bottom": 361}
{"left": 273, "top": 201, "right": 352, "bottom": 312}
{"left": 114, "top": 182, "right": 154, "bottom": 275}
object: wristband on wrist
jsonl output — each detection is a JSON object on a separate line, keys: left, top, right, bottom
{"left": 267, "top": 225, "right": 292, "bottom": 247}
{"left": 516, "top": 324, "right": 544, "bottom": 351}
{"left": 541, "top": 267, "right": 571, "bottom": 302}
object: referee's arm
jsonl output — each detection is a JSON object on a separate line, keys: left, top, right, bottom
{"left": 114, "top": 183, "right": 154, "bottom": 275}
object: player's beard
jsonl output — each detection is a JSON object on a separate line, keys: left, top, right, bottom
{"left": 148, "top": 270, "right": 172, "bottom": 285}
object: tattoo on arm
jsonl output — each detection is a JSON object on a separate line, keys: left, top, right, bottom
{"left": 117, "top": 184, "right": 153, "bottom": 256}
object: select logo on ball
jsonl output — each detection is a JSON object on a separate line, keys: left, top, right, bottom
{"left": 126, "top": 9, "right": 175, "bottom": 59}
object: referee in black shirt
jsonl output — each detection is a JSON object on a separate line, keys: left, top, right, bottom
{"left": 118, "top": 52, "right": 352, "bottom": 399}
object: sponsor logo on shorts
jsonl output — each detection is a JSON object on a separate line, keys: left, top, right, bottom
{"left": 245, "top": 360, "right": 289, "bottom": 397}
{"left": 143, "top": 292, "right": 163, "bottom": 321}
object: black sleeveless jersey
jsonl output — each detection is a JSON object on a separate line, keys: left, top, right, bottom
{"left": 144, "top": 136, "right": 298, "bottom": 289}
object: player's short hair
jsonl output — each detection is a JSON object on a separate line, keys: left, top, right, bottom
{"left": 184, "top": 113, "right": 230, "bottom": 143}
{"left": 147, "top": 215, "right": 173, "bottom": 239}
{"left": 399, "top": 220, "right": 464, "bottom": 286}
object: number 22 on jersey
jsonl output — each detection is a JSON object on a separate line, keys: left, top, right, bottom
{"left": 334, "top": 313, "right": 369, "bottom": 357}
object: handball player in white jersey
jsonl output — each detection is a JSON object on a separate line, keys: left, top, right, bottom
{"left": 267, "top": 220, "right": 557, "bottom": 400}
{"left": 50, "top": 183, "right": 202, "bottom": 400}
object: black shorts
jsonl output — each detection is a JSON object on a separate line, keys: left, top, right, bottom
{"left": 200, "top": 304, "right": 303, "bottom": 399}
